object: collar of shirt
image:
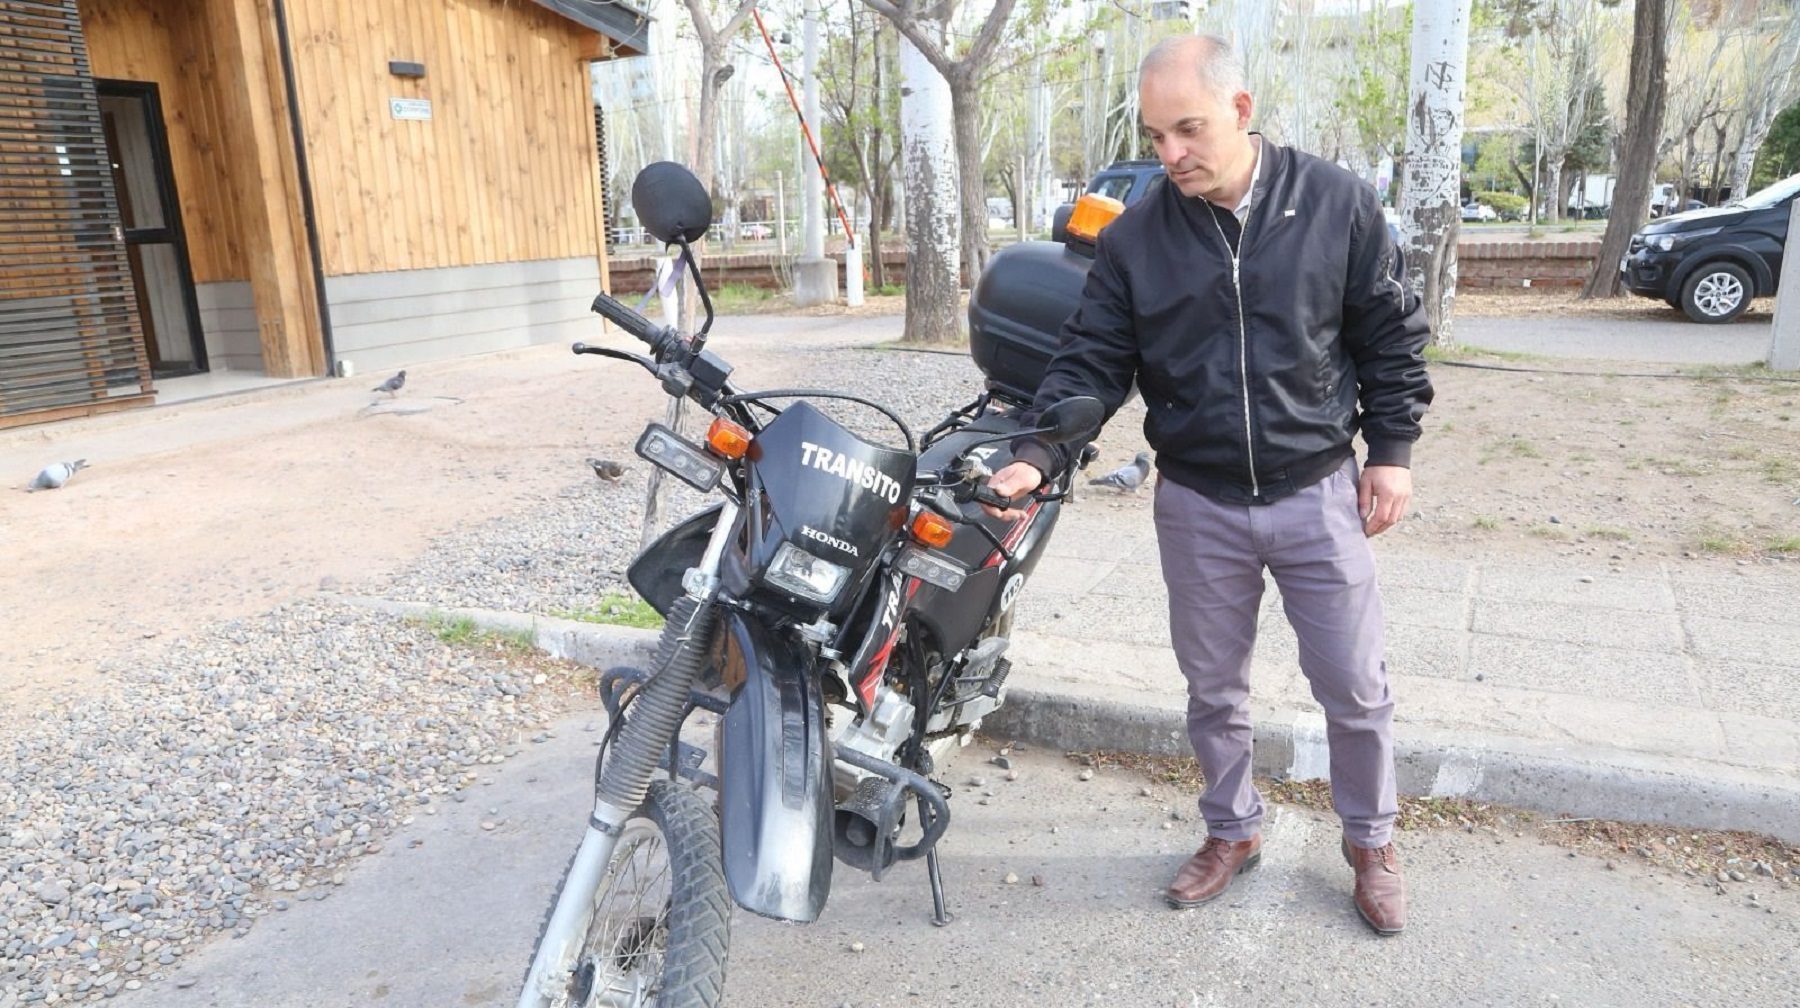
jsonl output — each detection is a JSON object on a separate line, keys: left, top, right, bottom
{"left": 1232, "top": 135, "right": 1263, "bottom": 223}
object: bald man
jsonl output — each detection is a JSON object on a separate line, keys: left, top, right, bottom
{"left": 988, "top": 35, "right": 1433, "bottom": 936}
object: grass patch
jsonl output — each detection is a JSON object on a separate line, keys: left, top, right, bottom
{"left": 1761, "top": 458, "right": 1798, "bottom": 484}
{"left": 422, "top": 614, "right": 536, "bottom": 653}
{"left": 1584, "top": 525, "right": 1633, "bottom": 541}
{"left": 1694, "top": 528, "right": 1753, "bottom": 555}
{"left": 708, "top": 282, "right": 779, "bottom": 314}
{"left": 1424, "top": 342, "right": 1549, "bottom": 365}
{"left": 872, "top": 282, "right": 906, "bottom": 296}
{"left": 1480, "top": 436, "right": 1543, "bottom": 464}
{"left": 1528, "top": 523, "right": 1571, "bottom": 540}
{"left": 556, "top": 592, "right": 663, "bottom": 629}
{"left": 1766, "top": 536, "right": 1800, "bottom": 554}
{"left": 1472, "top": 515, "right": 1501, "bottom": 530}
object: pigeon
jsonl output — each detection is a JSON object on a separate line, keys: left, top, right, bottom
{"left": 1089, "top": 451, "right": 1152, "bottom": 493}
{"left": 371, "top": 370, "right": 406, "bottom": 396}
{"left": 588, "top": 458, "right": 627, "bottom": 481}
{"left": 26, "top": 459, "right": 88, "bottom": 492}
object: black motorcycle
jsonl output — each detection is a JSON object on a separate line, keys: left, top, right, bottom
{"left": 518, "top": 162, "right": 1103, "bottom": 1008}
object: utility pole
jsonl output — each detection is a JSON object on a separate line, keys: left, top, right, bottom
{"left": 1770, "top": 200, "right": 1800, "bottom": 371}
{"left": 1397, "top": 0, "right": 1473, "bottom": 343}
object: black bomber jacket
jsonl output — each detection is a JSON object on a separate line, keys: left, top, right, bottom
{"left": 1014, "top": 137, "right": 1434, "bottom": 505}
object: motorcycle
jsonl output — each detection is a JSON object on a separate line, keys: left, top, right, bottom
{"left": 518, "top": 161, "right": 1105, "bottom": 1008}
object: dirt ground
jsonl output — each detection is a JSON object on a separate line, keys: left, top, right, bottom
{"left": 3, "top": 295, "right": 1797, "bottom": 718}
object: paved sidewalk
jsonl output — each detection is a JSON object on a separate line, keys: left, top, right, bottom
{"left": 992, "top": 488, "right": 1800, "bottom": 840}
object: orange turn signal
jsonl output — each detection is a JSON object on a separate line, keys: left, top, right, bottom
{"left": 910, "top": 511, "right": 955, "bottom": 549}
{"left": 1066, "top": 193, "right": 1125, "bottom": 242}
{"left": 706, "top": 417, "right": 752, "bottom": 459}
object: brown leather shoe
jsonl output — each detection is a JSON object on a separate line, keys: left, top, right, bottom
{"left": 1342, "top": 836, "right": 1406, "bottom": 935}
{"left": 1165, "top": 835, "right": 1262, "bottom": 909}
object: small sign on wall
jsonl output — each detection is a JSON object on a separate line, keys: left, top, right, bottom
{"left": 389, "top": 98, "right": 432, "bottom": 121}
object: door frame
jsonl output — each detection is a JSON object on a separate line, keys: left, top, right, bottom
{"left": 95, "top": 77, "right": 209, "bottom": 375}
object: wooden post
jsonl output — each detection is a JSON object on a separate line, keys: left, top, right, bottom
{"left": 1769, "top": 199, "right": 1800, "bottom": 371}
{"left": 205, "top": 0, "right": 325, "bottom": 379}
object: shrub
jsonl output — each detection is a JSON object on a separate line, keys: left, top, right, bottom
{"left": 1476, "top": 191, "right": 1528, "bottom": 220}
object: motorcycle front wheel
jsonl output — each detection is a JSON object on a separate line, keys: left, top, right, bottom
{"left": 539, "top": 780, "right": 730, "bottom": 1008}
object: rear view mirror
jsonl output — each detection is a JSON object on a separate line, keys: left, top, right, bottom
{"left": 1039, "top": 396, "right": 1103, "bottom": 445}
{"left": 633, "top": 162, "right": 713, "bottom": 246}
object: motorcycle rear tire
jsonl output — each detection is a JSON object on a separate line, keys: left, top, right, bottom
{"left": 533, "top": 780, "right": 730, "bottom": 1008}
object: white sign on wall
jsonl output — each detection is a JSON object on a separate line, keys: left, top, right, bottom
{"left": 389, "top": 98, "right": 432, "bottom": 121}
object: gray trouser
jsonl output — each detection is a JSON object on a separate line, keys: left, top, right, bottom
{"left": 1153, "top": 459, "right": 1397, "bottom": 847}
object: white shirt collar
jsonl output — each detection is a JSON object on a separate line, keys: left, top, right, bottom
{"left": 1232, "top": 135, "right": 1263, "bottom": 223}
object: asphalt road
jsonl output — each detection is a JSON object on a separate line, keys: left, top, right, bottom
{"left": 1453, "top": 313, "right": 1775, "bottom": 366}
{"left": 121, "top": 709, "right": 1797, "bottom": 1008}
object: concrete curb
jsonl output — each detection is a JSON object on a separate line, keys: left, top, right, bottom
{"left": 335, "top": 596, "right": 1800, "bottom": 844}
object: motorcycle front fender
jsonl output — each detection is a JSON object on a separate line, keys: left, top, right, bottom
{"left": 717, "top": 608, "right": 834, "bottom": 922}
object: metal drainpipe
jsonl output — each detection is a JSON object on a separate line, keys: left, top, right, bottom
{"left": 269, "top": 0, "right": 337, "bottom": 377}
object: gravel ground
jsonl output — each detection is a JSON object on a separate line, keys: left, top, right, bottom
{"left": 0, "top": 603, "right": 582, "bottom": 1005}
{"left": 0, "top": 344, "right": 991, "bottom": 1005}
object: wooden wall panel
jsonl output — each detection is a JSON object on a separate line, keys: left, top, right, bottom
{"left": 283, "top": 0, "right": 604, "bottom": 276}
{"left": 80, "top": 0, "right": 248, "bottom": 283}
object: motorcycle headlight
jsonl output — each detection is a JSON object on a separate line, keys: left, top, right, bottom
{"left": 764, "top": 543, "right": 850, "bottom": 604}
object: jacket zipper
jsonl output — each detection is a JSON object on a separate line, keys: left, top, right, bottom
{"left": 1206, "top": 201, "right": 1259, "bottom": 499}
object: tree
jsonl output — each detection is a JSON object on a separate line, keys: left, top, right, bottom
{"left": 1752, "top": 100, "right": 1800, "bottom": 189}
{"left": 1584, "top": 0, "right": 1670, "bottom": 299}
{"left": 865, "top": 0, "right": 1020, "bottom": 287}
{"left": 1397, "top": 0, "right": 1474, "bottom": 342}
{"left": 679, "top": 0, "right": 762, "bottom": 205}
{"left": 895, "top": 20, "right": 960, "bottom": 343}
{"left": 818, "top": 3, "right": 900, "bottom": 286}
{"left": 1727, "top": 2, "right": 1800, "bottom": 201}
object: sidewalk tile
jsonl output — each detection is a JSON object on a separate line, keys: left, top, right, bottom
{"left": 1380, "top": 586, "right": 1469, "bottom": 631}
{"left": 1088, "top": 561, "right": 1167, "bottom": 600}
{"left": 1475, "top": 565, "right": 1675, "bottom": 612}
{"left": 1672, "top": 575, "right": 1800, "bottom": 628}
{"left": 1694, "top": 655, "right": 1800, "bottom": 722}
{"left": 1682, "top": 614, "right": 1800, "bottom": 663}
{"left": 1025, "top": 556, "right": 1118, "bottom": 597}
{"left": 1471, "top": 599, "right": 1683, "bottom": 653}
{"left": 1467, "top": 635, "right": 1703, "bottom": 707}
{"left": 1375, "top": 554, "right": 1473, "bottom": 593}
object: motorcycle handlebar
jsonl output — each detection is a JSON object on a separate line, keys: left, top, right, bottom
{"left": 591, "top": 292, "right": 666, "bottom": 349}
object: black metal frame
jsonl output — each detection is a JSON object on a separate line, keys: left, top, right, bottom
{"left": 95, "top": 78, "right": 209, "bottom": 378}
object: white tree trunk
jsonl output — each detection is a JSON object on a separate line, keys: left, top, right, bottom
{"left": 1397, "top": 0, "right": 1473, "bottom": 344}
{"left": 898, "top": 32, "right": 961, "bottom": 344}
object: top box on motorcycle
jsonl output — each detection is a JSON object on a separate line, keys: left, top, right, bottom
{"left": 966, "top": 238, "right": 1096, "bottom": 405}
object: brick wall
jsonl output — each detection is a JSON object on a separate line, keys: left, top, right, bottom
{"left": 610, "top": 239, "right": 1608, "bottom": 295}
{"left": 1458, "top": 240, "right": 1603, "bottom": 289}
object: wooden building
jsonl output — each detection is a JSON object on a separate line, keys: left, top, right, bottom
{"left": 1, "top": 0, "right": 646, "bottom": 428}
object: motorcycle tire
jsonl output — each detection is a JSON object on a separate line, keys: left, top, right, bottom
{"left": 529, "top": 780, "right": 730, "bottom": 1008}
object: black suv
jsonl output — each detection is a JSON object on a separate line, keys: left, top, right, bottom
{"left": 1621, "top": 172, "right": 1798, "bottom": 323}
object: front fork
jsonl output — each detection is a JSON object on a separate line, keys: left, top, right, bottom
{"left": 519, "top": 502, "right": 741, "bottom": 1007}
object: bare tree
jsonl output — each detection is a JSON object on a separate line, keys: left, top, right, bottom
{"left": 1728, "top": 2, "right": 1800, "bottom": 200}
{"left": 1397, "top": 0, "right": 1473, "bottom": 343}
{"left": 864, "top": 0, "right": 1020, "bottom": 287}
{"left": 680, "top": 0, "right": 761, "bottom": 203}
{"left": 1584, "top": 0, "right": 1671, "bottom": 299}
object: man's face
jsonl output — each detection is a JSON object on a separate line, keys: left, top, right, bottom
{"left": 1140, "top": 67, "right": 1254, "bottom": 203}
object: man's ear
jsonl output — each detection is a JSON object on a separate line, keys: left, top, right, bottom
{"left": 1234, "top": 90, "right": 1253, "bottom": 130}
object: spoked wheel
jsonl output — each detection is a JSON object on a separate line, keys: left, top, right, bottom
{"left": 553, "top": 781, "right": 730, "bottom": 1008}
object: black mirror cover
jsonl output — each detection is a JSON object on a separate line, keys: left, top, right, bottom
{"left": 1050, "top": 203, "right": 1074, "bottom": 245}
{"left": 1040, "top": 396, "right": 1104, "bottom": 445}
{"left": 633, "top": 162, "right": 713, "bottom": 245}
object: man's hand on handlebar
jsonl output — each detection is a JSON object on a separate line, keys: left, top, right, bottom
{"left": 981, "top": 461, "right": 1045, "bottom": 521}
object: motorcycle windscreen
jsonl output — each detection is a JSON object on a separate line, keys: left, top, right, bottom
{"left": 743, "top": 400, "right": 912, "bottom": 611}
{"left": 716, "top": 609, "right": 835, "bottom": 922}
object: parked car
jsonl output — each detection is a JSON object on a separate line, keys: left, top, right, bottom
{"left": 1621, "top": 171, "right": 1798, "bottom": 323}
{"left": 738, "top": 222, "right": 773, "bottom": 240}
{"left": 1461, "top": 201, "right": 1498, "bottom": 222}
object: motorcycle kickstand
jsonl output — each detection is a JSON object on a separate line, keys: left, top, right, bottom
{"left": 919, "top": 792, "right": 953, "bottom": 926}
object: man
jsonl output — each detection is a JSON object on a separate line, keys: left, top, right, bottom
{"left": 986, "top": 34, "right": 1433, "bottom": 936}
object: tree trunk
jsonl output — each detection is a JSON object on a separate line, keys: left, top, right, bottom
{"left": 898, "top": 32, "right": 960, "bottom": 344}
{"left": 1584, "top": 0, "right": 1670, "bottom": 299}
{"left": 1544, "top": 158, "right": 1564, "bottom": 224}
{"left": 949, "top": 80, "right": 988, "bottom": 288}
{"left": 869, "top": 22, "right": 888, "bottom": 288}
{"left": 1397, "top": 0, "right": 1473, "bottom": 344}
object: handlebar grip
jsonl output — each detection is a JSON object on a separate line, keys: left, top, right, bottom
{"left": 972, "top": 485, "right": 1022, "bottom": 512}
{"left": 591, "top": 292, "right": 659, "bottom": 345}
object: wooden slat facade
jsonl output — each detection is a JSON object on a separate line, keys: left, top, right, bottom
{"left": 0, "top": 0, "right": 153, "bottom": 427}
{"left": 283, "top": 0, "right": 608, "bottom": 278}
